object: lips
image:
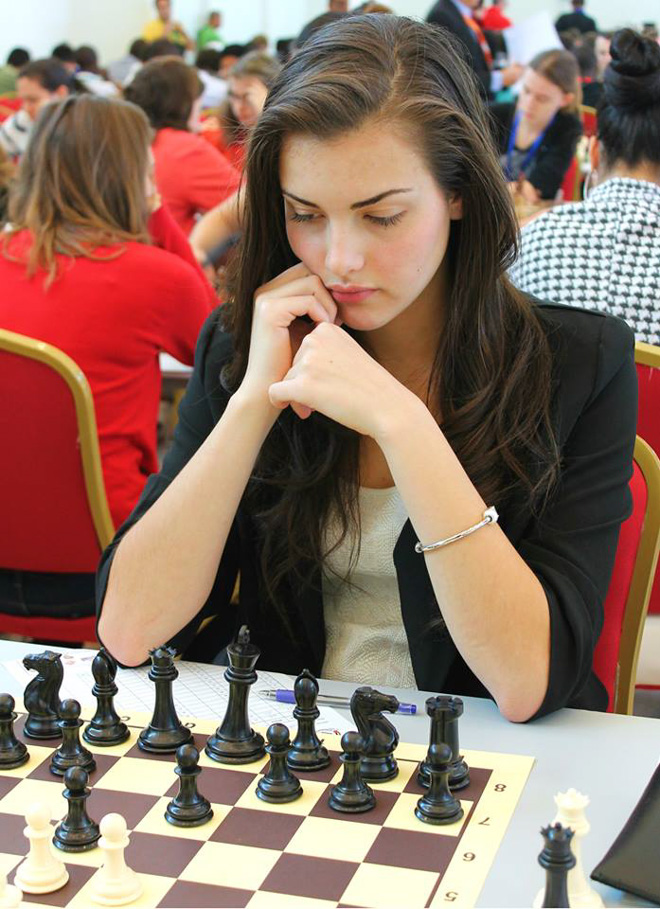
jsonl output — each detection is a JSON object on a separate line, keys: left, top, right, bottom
{"left": 327, "top": 285, "right": 377, "bottom": 305}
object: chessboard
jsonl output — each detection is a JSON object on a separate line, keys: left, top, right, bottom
{"left": 0, "top": 704, "right": 534, "bottom": 909}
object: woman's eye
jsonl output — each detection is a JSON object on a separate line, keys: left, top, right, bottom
{"left": 289, "top": 212, "right": 317, "bottom": 223}
{"left": 366, "top": 212, "right": 404, "bottom": 227}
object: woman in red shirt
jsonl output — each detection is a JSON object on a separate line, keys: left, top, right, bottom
{"left": 125, "top": 57, "right": 241, "bottom": 235}
{"left": 0, "top": 94, "right": 215, "bottom": 617}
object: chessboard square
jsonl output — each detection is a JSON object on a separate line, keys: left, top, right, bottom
{"left": 0, "top": 745, "right": 51, "bottom": 778}
{"left": 310, "top": 788, "right": 399, "bottom": 826}
{"left": 199, "top": 751, "right": 269, "bottom": 774}
{"left": 0, "top": 778, "right": 65, "bottom": 820}
{"left": 84, "top": 728, "right": 139, "bottom": 757}
{"left": 93, "top": 756, "right": 177, "bottom": 795}
{"left": 234, "top": 778, "right": 327, "bottom": 816}
{"left": 285, "top": 816, "right": 380, "bottom": 862}
{"left": 87, "top": 789, "right": 160, "bottom": 831}
{"left": 164, "top": 765, "right": 253, "bottom": 805}
{"left": 13, "top": 862, "right": 96, "bottom": 907}
{"left": 0, "top": 776, "right": 20, "bottom": 799}
{"left": 260, "top": 853, "right": 359, "bottom": 902}
{"left": 179, "top": 841, "right": 280, "bottom": 891}
{"left": 0, "top": 813, "right": 27, "bottom": 854}
{"left": 0, "top": 852, "right": 21, "bottom": 879}
{"left": 383, "top": 794, "right": 471, "bottom": 837}
{"left": 265, "top": 754, "right": 341, "bottom": 785}
{"left": 125, "top": 830, "right": 206, "bottom": 876}
{"left": 210, "top": 807, "right": 305, "bottom": 850}
{"left": 124, "top": 740, "right": 182, "bottom": 763}
{"left": 369, "top": 759, "right": 417, "bottom": 793}
{"left": 341, "top": 861, "right": 439, "bottom": 908}
{"left": 248, "top": 890, "right": 338, "bottom": 909}
{"left": 27, "top": 752, "right": 118, "bottom": 784}
{"left": 366, "top": 827, "right": 456, "bottom": 873}
{"left": 158, "top": 880, "right": 253, "bottom": 908}
{"left": 66, "top": 870, "right": 175, "bottom": 909}
{"left": 134, "top": 797, "right": 230, "bottom": 840}
{"left": 394, "top": 741, "right": 427, "bottom": 762}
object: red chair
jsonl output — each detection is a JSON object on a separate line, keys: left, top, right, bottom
{"left": 580, "top": 104, "right": 598, "bottom": 139}
{"left": 0, "top": 329, "right": 116, "bottom": 644}
{"left": 593, "top": 437, "right": 660, "bottom": 713}
{"left": 635, "top": 342, "right": 660, "bottom": 619}
{"left": 558, "top": 154, "right": 582, "bottom": 202}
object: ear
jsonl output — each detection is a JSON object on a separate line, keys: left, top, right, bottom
{"left": 588, "top": 135, "right": 600, "bottom": 172}
{"left": 55, "top": 85, "right": 69, "bottom": 99}
{"left": 448, "top": 194, "right": 463, "bottom": 221}
{"left": 561, "top": 91, "right": 575, "bottom": 110}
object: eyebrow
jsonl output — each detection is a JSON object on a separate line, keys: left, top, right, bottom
{"left": 282, "top": 188, "right": 413, "bottom": 210}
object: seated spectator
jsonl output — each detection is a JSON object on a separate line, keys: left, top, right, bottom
{"left": 51, "top": 43, "right": 78, "bottom": 73}
{"left": 74, "top": 46, "right": 118, "bottom": 97}
{"left": 0, "top": 144, "right": 14, "bottom": 223}
{"left": 481, "top": 0, "right": 512, "bottom": 31}
{"left": 125, "top": 56, "right": 240, "bottom": 235}
{"left": 573, "top": 42, "right": 603, "bottom": 107}
{"left": 107, "top": 39, "right": 149, "bottom": 87}
{"left": 218, "top": 44, "right": 246, "bottom": 78}
{"left": 195, "top": 48, "right": 227, "bottom": 109}
{"left": 0, "top": 94, "right": 214, "bottom": 618}
{"left": 143, "top": 0, "right": 193, "bottom": 51}
{"left": 0, "top": 49, "right": 30, "bottom": 94}
{"left": 555, "top": 0, "right": 597, "bottom": 35}
{"left": 490, "top": 49, "right": 583, "bottom": 202}
{"left": 0, "top": 59, "right": 70, "bottom": 160}
{"left": 511, "top": 29, "right": 660, "bottom": 346}
{"left": 197, "top": 11, "right": 224, "bottom": 50}
{"left": 591, "top": 32, "right": 612, "bottom": 80}
{"left": 144, "top": 39, "right": 184, "bottom": 61}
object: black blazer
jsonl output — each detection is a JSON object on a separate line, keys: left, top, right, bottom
{"left": 490, "top": 102, "right": 583, "bottom": 199}
{"left": 96, "top": 303, "right": 636, "bottom": 719}
{"left": 555, "top": 11, "right": 598, "bottom": 34}
{"left": 426, "top": 0, "right": 491, "bottom": 98}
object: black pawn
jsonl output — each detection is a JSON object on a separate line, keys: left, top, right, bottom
{"left": 328, "top": 731, "right": 376, "bottom": 814}
{"left": 256, "top": 724, "right": 302, "bottom": 803}
{"left": 53, "top": 766, "right": 100, "bottom": 852}
{"left": 50, "top": 699, "right": 96, "bottom": 777}
{"left": 165, "top": 744, "right": 213, "bottom": 827}
{"left": 418, "top": 695, "right": 469, "bottom": 790}
{"left": 287, "top": 669, "right": 330, "bottom": 771}
{"left": 138, "top": 647, "right": 192, "bottom": 754}
{"left": 415, "top": 743, "right": 464, "bottom": 825}
{"left": 0, "top": 694, "right": 29, "bottom": 769}
{"left": 83, "top": 649, "right": 129, "bottom": 746}
{"left": 205, "top": 626, "right": 265, "bottom": 765}
{"left": 539, "top": 823, "right": 576, "bottom": 908}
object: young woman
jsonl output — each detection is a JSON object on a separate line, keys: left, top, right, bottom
{"left": 98, "top": 16, "right": 636, "bottom": 722}
{"left": 0, "top": 58, "right": 70, "bottom": 160}
{"left": 491, "top": 49, "right": 583, "bottom": 202}
{"left": 124, "top": 57, "right": 241, "bottom": 235}
{"left": 0, "top": 94, "right": 215, "bottom": 617}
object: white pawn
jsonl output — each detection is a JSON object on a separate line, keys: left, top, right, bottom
{"left": 13, "top": 803, "right": 69, "bottom": 894}
{"left": 90, "top": 813, "right": 142, "bottom": 906}
{"left": 0, "top": 873, "right": 22, "bottom": 908}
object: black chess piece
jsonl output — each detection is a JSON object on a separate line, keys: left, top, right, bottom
{"left": 49, "top": 699, "right": 96, "bottom": 777}
{"left": 256, "top": 724, "right": 303, "bottom": 803}
{"left": 83, "top": 649, "right": 129, "bottom": 746}
{"left": 53, "top": 766, "right": 100, "bottom": 852}
{"left": 418, "top": 695, "right": 470, "bottom": 791}
{"left": 22, "top": 650, "right": 63, "bottom": 739}
{"left": 415, "top": 743, "right": 464, "bottom": 825}
{"left": 205, "top": 626, "right": 265, "bottom": 765}
{"left": 138, "top": 647, "right": 192, "bottom": 754}
{"left": 287, "top": 669, "right": 330, "bottom": 771}
{"left": 0, "top": 693, "right": 29, "bottom": 769}
{"left": 539, "top": 823, "right": 576, "bottom": 908}
{"left": 350, "top": 686, "right": 399, "bottom": 782}
{"left": 165, "top": 743, "right": 214, "bottom": 827}
{"left": 328, "top": 731, "right": 376, "bottom": 814}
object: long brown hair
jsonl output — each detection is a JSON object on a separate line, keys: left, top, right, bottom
{"left": 223, "top": 15, "right": 560, "bottom": 611}
{"left": 4, "top": 94, "right": 151, "bottom": 283}
{"left": 529, "top": 49, "right": 582, "bottom": 112}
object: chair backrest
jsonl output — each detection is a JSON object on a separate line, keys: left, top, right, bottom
{"left": 580, "top": 104, "right": 598, "bottom": 138}
{"left": 593, "top": 436, "right": 660, "bottom": 713}
{"left": 635, "top": 342, "right": 660, "bottom": 615}
{"left": 558, "top": 154, "right": 581, "bottom": 202}
{"left": 0, "top": 328, "right": 115, "bottom": 573}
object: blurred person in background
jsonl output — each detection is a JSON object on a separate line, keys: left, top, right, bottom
{"left": 196, "top": 48, "right": 227, "bottom": 110}
{"left": 107, "top": 39, "right": 149, "bottom": 87}
{"left": 74, "top": 46, "right": 118, "bottom": 97}
{"left": 555, "top": 0, "right": 597, "bottom": 35}
{"left": 592, "top": 33, "right": 612, "bottom": 79}
{"left": 0, "top": 145, "right": 14, "bottom": 223}
{"left": 197, "top": 11, "right": 224, "bottom": 50}
{"left": 143, "top": 0, "right": 193, "bottom": 51}
{"left": 481, "top": 0, "right": 511, "bottom": 31}
{"left": 0, "top": 59, "right": 70, "bottom": 160}
{"left": 51, "top": 43, "right": 78, "bottom": 74}
{"left": 573, "top": 42, "right": 602, "bottom": 107}
{"left": 218, "top": 45, "right": 246, "bottom": 78}
{"left": 0, "top": 49, "right": 30, "bottom": 95}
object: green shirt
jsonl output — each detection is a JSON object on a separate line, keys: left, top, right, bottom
{"left": 0, "top": 65, "right": 18, "bottom": 95}
{"left": 196, "top": 24, "right": 223, "bottom": 48}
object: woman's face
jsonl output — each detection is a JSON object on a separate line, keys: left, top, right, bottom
{"left": 280, "top": 120, "right": 461, "bottom": 333}
{"left": 517, "top": 68, "right": 572, "bottom": 130}
{"left": 18, "top": 77, "right": 65, "bottom": 122}
{"left": 595, "top": 35, "right": 611, "bottom": 79}
{"left": 228, "top": 75, "right": 268, "bottom": 129}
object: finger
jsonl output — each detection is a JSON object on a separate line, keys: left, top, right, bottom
{"left": 262, "top": 295, "right": 332, "bottom": 329}
{"left": 263, "top": 275, "right": 337, "bottom": 323}
{"left": 269, "top": 377, "right": 310, "bottom": 410}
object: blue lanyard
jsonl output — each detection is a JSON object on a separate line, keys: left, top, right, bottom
{"left": 505, "top": 111, "right": 553, "bottom": 180}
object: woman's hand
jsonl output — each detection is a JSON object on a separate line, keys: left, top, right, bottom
{"left": 238, "top": 263, "right": 339, "bottom": 418}
{"left": 268, "top": 321, "right": 425, "bottom": 439}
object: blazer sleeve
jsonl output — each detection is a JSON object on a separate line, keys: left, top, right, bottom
{"left": 521, "top": 312, "right": 637, "bottom": 717}
{"left": 527, "top": 113, "right": 583, "bottom": 200}
{"left": 95, "top": 311, "right": 240, "bottom": 664}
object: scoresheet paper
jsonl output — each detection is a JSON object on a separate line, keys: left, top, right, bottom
{"left": 4, "top": 649, "right": 352, "bottom": 735}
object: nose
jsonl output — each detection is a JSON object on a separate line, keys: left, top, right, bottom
{"left": 324, "top": 222, "right": 365, "bottom": 279}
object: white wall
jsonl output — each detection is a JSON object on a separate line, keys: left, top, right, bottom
{"left": 0, "top": 0, "right": 656, "bottom": 66}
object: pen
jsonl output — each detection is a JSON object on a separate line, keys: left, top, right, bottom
{"left": 259, "top": 689, "right": 417, "bottom": 715}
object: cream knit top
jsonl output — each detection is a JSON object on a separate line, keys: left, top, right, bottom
{"left": 321, "top": 485, "right": 417, "bottom": 688}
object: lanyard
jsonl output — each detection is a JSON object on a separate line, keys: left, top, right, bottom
{"left": 505, "top": 111, "right": 553, "bottom": 180}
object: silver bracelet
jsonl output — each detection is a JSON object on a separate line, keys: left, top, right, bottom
{"left": 414, "top": 506, "right": 499, "bottom": 553}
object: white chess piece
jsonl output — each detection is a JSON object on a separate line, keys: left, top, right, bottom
{"left": 13, "top": 803, "right": 69, "bottom": 894}
{"left": 0, "top": 872, "right": 22, "bottom": 908}
{"left": 90, "top": 813, "right": 143, "bottom": 906}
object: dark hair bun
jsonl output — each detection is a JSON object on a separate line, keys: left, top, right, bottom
{"left": 604, "top": 28, "right": 660, "bottom": 111}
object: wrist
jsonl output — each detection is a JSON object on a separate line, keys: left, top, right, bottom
{"left": 373, "top": 392, "right": 435, "bottom": 447}
{"left": 230, "top": 384, "right": 281, "bottom": 428}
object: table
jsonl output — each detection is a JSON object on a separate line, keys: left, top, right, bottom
{"left": 0, "top": 640, "right": 657, "bottom": 908}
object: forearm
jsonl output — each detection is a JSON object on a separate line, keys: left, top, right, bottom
{"left": 189, "top": 191, "right": 241, "bottom": 259}
{"left": 377, "top": 402, "right": 550, "bottom": 722}
{"left": 99, "top": 392, "right": 278, "bottom": 665}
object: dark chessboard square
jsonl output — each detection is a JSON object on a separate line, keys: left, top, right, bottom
{"left": 11, "top": 862, "right": 96, "bottom": 905}
{"left": 210, "top": 807, "right": 304, "bottom": 850}
{"left": 14, "top": 714, "right": 60, "bottom": 746}
{"left": 165, "top": 766, "right": 253, "bottom": 805}
{"left": 260, "top": 853, "right": 359, "bottom": 902}
{"left": 310, "top": 787, "right": 399, "bottom": 825}
{"left": 403, "top": 765, "right": 492, "bottom": 801}
{"left": 262, "top": 752, "right": 342, "bottom": 784}
{"left": 0, "top": 775, "right": 20, "bottom": 799}
{"left": 366, "top": 827, "right": 456, "bottom": 874}
{"left": 27, "top": 752, "right": 119, "bottom": 784}
{"left": 158, "top": 881, "right": 253, "bottom": 908}
{"left": 124, "top": 730, "right": 208, "bottom": 762}
{"left": 0, "top": 812, "right": 27, "bottom": 854}
{"left": 125, "top": 831, "right": 203, "bottom": 877}
{"left": 87, "top": 790, "right": 160, "bottom": 831}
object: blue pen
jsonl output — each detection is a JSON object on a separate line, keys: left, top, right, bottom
{"left": 259, "top": 688, "right": 417, "bottom": 715}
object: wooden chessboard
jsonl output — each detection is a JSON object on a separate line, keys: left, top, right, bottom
{"left": 0, "top": 705, "right": 534, "bottom": 908}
